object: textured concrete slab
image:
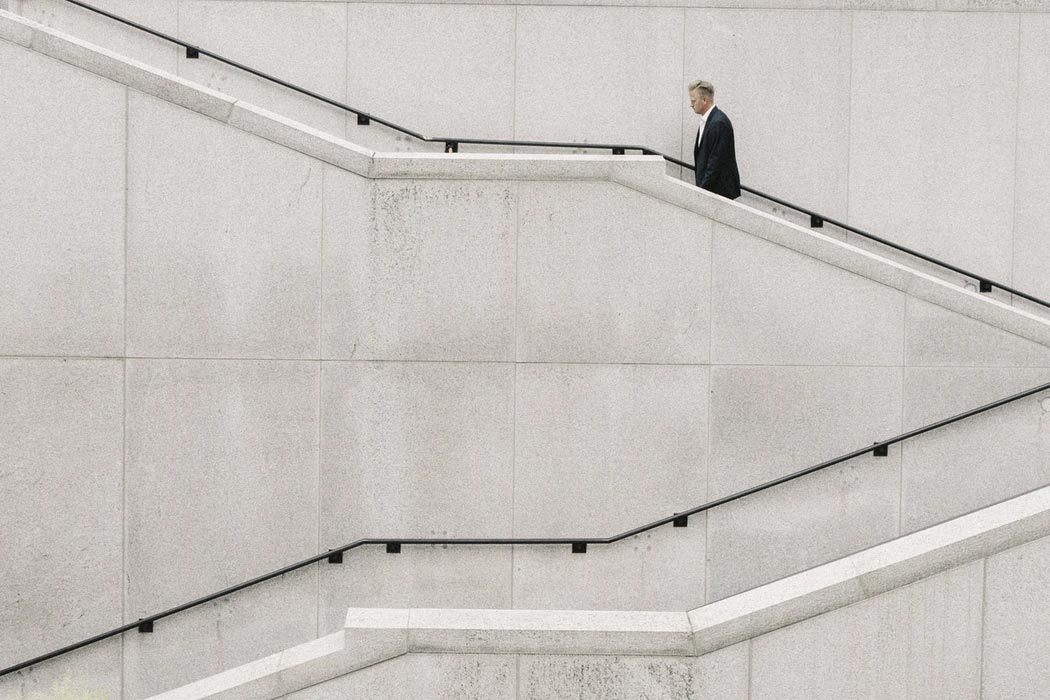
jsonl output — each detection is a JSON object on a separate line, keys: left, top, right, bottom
{"left": 0, "top": 360, "right": 123, "bottom": 671}
{"left": 708, "top": 365, "right": 903, "bottom": 497}
{"left": 320, "top": 361, "right": 513, "bottom": 539}
{"left": 124, "top": 567, "right": 318, "bottom": 699}
{"left": 127, "top": 91, "right": 322, "bottom": 359}
{"left": 287, "top": 653, "right": 516, "bottom": 700}
{"left": 710, "top": 223, "right": 907, "bottom": 365}
{"left": 1012, "top": 15, "right": 1050, "bottom": 306}
{"left": 344, "top": 3, "right": 514, "bottom": 152}
{"left": 682, "top": 9, "right": 851, "bottom": 221}
{"left": 901, "top": 367, "right": 1050, "bottom": 533}
{"left": 0, "top": 40, "right": 124, "bottom": 357}
{"left": 983, "top": 534, "right": 1050, "bottom": 700}
{"left": 322, "top": 175, "right": 516, "bottom": 361}
{"left": 515, "top": 6, "right": 683, "bottom": 156}
{"left": 0, "top": 639, "right": 122, "bottom": 700}
{"left": 516, "top": 647, "right": 748, "bottom": 700}
{"left": 750, "top": 561, "right": 983, "bottom": 700}
{"left": 849, "top": 11, "right": 1018, "bottom": 285}
{"left": 517, "top": 181, "right": 711, "bottom": 363}
{"left": 317, "top": 546, "right": 513, "bottom": 631}
{"left": 905, "top": 297, "right": 1050, "bottom": 367}
{"left": 706, "top": 455, "right": 899, "bottom": 601}
{"left": 179, "top": 0, "right": 347, "bottom": 137}
{"left": 17, "top": 0, "right": 178, "bottom": 71}
{"left": 511, "top": 529, "right": 706, "bottom": 612}
{"left": 124, "top": 359, "right": 319, "bottom": 612}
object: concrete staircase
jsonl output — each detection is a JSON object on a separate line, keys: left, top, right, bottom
{"left": 3, "top": 9, "right": 1050, "bottom": 699}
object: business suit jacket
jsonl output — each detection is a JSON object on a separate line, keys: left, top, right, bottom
{"left": 693, "top": 105, "right": 741, "bottom": 200}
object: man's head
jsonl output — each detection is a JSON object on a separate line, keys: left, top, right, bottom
{"left": 688, "top": 80, "right": 715, "bottom": 115}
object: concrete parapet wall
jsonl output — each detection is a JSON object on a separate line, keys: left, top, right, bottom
{"left": 139, "top": 485, "right": 1050, "bottom": 699}
{"left": 3, "top": 11, "right": 1050, "bottom": 698}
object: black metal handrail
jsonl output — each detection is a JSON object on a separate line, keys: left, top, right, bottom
{"left": 45, "top": 0, "right": 1050, "bottom": 313}
{"left": 4, "top": 378, "right": 1050, "bottom": 677}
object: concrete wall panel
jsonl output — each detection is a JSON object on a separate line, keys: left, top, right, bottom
{"left": 905, "top": 298, "right": 1050, "bottom": 368}
{"left": 1012, "top": 15, "right": 1050, "bottom": 303}
{"left": 983, "top": 534, "right": 1050, "bottom": 700}
{"left": 322, "top": 174, "right": 516, "bottom": 361}
{"left": 751, "top": 561, "right": 984, "bottom": 700}
{"left": 511, "top": 529, "right": 706, "bottom": 611}
{"left": 126, "top": 92, "right": 322, "bottom": 359}
{"left": 518, "top": 182, "right": 711, "bottom": 364}
{"left": 0, "top": 360, "right": 123, "bottom": 671}
{"left": 178, "top": 1, "right": 348, "bottom": 138}
{"left": 517, "top": 644, "right": 749, "bottom": 700}
{"left": 706, "top": 456, "right": 899, "bottom": 601}
{"left": 514, "top": 363, "right": 707, "bottom": 536}
{"left": 849, "top": 12, "right": 1018, "bottom": 283}
{"left": 344, "top": 3, "right": 515, "bottom": 152}
{"left": 901, "top": 367, "right": 1050, "bottom": 533}
{"left": 0, "top": 640, "right": 121, "bottom": 700}
{"left": 19, "top": 0, "right": 179, "bottom": 72}
{"left": 710, "top": 224, "right": 906, "bottom": 365}
{"left": 709, "top": 365, "right": 903, "bottom": 497}
{"left": 287, "top": 653, "right": 517, "bottom": 700}
{"left": 318, "top": 547, "right": 513, "bottom": 633}
{"left": 320, "top": 361, "right": 514, "bottom": 540}
{"left": 122, "top": 568, "right": 317, "bottom": 699}
{"left": 124, "top": 359, "right": 319, "bottom": 612}
{"left": 682, "top": 10, "right": 852, "bottom": 219}
{"left": 0, "top": 42, "right": 124, "bottom": 357}
{"left": 515, "top": 7, "right": 683, "bottom": 156}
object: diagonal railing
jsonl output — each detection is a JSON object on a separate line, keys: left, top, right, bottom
{"left": 36, "top": 0, "right": 1050, "bottom": 314}
{"left": 3, "top": 378, "right": 1050, "bottom": 676}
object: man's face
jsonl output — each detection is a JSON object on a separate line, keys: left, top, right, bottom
{"left": 689, "top": 89, "right": 710, "bottom": 115}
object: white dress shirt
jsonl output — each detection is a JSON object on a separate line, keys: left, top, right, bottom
{"left": 697, "top": 105, "right": 714, "bottom": 147}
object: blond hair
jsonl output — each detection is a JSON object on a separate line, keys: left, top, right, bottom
{"left": 688, "top": 80, "right": 714, "bottom": 99}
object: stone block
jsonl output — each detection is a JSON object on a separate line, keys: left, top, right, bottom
{"left": 322, "top": 171, "right": 516, "bottom": 361}
{"left": 124, "top": 359, "right": 319, "bottom": 613}
{"left": 0, "top": 41, "right": 124, "bottom": 357}
{"left": 318, "top": 547, "right": 513, "bottom": 633}
{"left": 517, "top": 644, "right": 749, "bottom": 700}
{"left": 286, "top": 653, "right": 516, "bottom": 700}
{"left": 123, "top": 567, "right": 318, "bottom": 699}
{"left": 848, "top": 11, "right": 1018, "bottom": 284}
{"left": 515, "top": 7, "right": 684, "bottom": 157}
{"left": 708, "top": 365, "right": 904, "bottom": 498}
{"left": 900, "top": 367, "right": 1050, "bottom": 533}
{"left": 0, "top": 638, "right": 121, "bottom": 700}
{"left": 710, "top": 223, "right": 906, "bottom": 365}
{"left": 343, "top": 3, "right": 514, "bottom": 153}
{"left": 511, "top": 528, "right": 707, "bottom": 611}
{"left": 517, "top": 181, "right": 711, "bottom": 364}
{"left": 0, "top": 360, "right": 123, "bottom": 671}
{"left": 905, "top": 297, "right": 1050, "bottom": 367}
{"left": 515, "top": 363, "right": 708, "bottom": 535}
{"left": 126, "top": 92, "right": 322, "bottom": 359}
{"left": 982, "top": 533, "right": 1050, "bottom": 700}
{"left": 1012, "top": 16, "right": 1050, "bottom": 305}
{"left": 706, "top": 454, "right": 900, "bottom": 601}
{"left": 18, "top": 0, "right": 178, "bottom": 72}
{"left": 178, "top": 1, "right": 347, "bottom": 138}
{"left": 750, "top": 561, "right": 983, "bottom": 700}
{"left": 682, "top": 10, "right": 851, "bottom": 220}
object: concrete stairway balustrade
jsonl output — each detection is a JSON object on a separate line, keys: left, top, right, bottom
{"left": 3, "top": 9, "right": 1050, "bottom": 698}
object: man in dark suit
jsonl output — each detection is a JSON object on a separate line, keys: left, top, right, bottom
{"left": 689, "top": 80, "right": 741, "bottom": 200}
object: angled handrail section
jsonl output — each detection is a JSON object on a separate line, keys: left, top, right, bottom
{"left": 3, "top": 378, "right": 1050, "bottom": 677}
{"left": 40, "top": 0, "right": 1050, "bottom": 313}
